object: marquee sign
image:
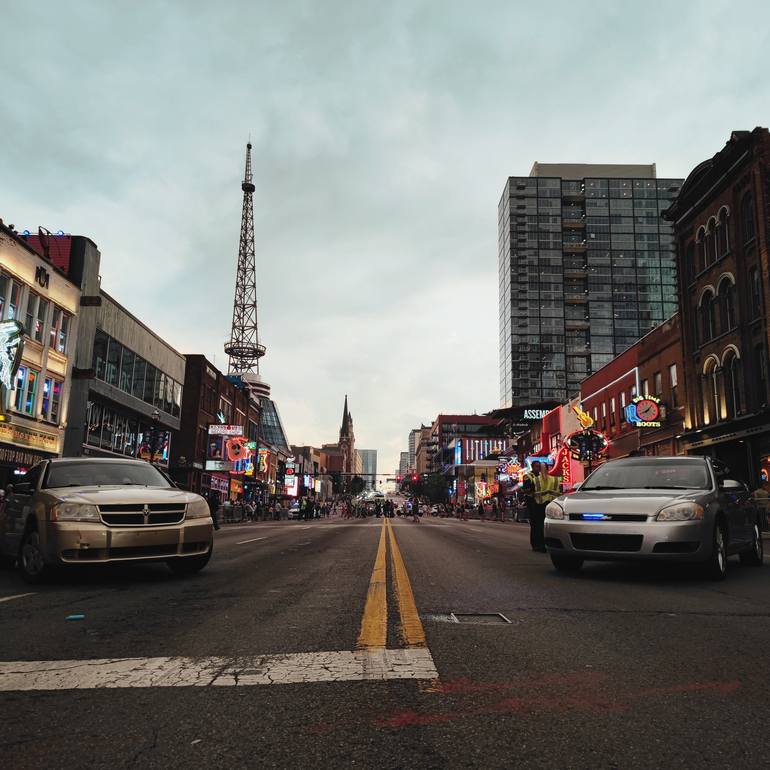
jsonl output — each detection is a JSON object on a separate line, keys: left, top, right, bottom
{"left": 625, "top": 395, "right": 662, "bottom": 428}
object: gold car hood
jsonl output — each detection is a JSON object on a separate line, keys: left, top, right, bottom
{"left": 50, "top": 486, "right": 200, "bottom": 506}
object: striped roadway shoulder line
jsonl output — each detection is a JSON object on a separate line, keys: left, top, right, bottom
{"left": 385, "top": 519, "right": 427, "bottom": 648}
{"left": 236, "top": 537, "right": 268, "bottom": 545}
{"left": 0, "top": 649, "right": 438, "bottom": 691}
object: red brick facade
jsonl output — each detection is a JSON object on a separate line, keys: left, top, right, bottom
{"left": 664, "top": 128, "right": 770, "bottom": 487}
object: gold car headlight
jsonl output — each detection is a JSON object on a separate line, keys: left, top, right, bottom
{"left": 51, "top": 503, "right": 100, "bottom": 522}
{"left": 186, "top": 497, "right": 212, "bottom": 520}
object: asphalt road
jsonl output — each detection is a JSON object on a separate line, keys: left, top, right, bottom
{"left": 1, "top": 514, "right": 770, "bottom": 769}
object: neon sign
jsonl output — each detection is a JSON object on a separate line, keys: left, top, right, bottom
{"left": 565, "top": 429, "right": 608, "bottom": 462}
{"left": 0, "top": 321, "right": 24, "bottom": 422}
{"left": 625, "top": 395, "right": 662, "bottom": 428}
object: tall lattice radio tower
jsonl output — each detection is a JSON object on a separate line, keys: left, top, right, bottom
{"left": 224, "top": 142, "right": 266, "bottom": 376}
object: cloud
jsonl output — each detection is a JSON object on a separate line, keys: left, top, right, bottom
{"left": 2, "top": 0, "right": 769, "bottom": 475}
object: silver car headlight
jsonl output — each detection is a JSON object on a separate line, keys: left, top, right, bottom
{"left": 51, "top": 502, "right": 100, "bottom": 522}
{"left": 545, "top": 501, "right": 566, "bottom": 520}
{"left": 656, "top": 502, "right": 704, "bottom": 521}
{"left": 186, "top": 497, "right": 212, "bottom": 520}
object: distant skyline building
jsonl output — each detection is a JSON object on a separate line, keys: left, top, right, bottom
{"left": 399, "top": 451, "right": 409, "bottom": 477}
{"left": 358, "top": 449, "right": 377, "bottom": 489}
{"left": 408, "top": 428, "right": 420, "bottom": 471}
{"left": 498, "top": 163, "right": 683, "bottom": 407}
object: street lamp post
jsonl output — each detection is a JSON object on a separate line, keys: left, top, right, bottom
{"left": 149, "top": 409, "right": 160, "bottom": 464}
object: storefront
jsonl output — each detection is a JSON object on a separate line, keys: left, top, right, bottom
{"left": 0, "top": 223, "right": 82, "bottom": 480}
{"left": 679, "top": 411, "right": 770, "bottom": 489}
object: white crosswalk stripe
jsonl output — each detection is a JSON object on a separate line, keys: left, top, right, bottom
{"left": 0, "top": 649, "right": 439, "bottom": 691}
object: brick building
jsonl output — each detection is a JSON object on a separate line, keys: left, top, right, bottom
{"left": 579, "top": 314, "right": 684, "bottom": 461}
{"left": 664, "top": 128, "right": 770, "bottom": 488}
{"left": 170, "top": 354, "right": 262, "bottom": 502}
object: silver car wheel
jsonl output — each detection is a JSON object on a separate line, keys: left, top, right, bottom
{"left": 715, "top": 527, "right": 726, "bottom": 573}
{"left": 754, "top": 525, "right": 763, "bottom": 560}
{"left": 21, "top": 531, "right": 45, "bottom": 577}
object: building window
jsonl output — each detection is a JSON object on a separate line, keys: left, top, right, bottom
{"left": 654, "top": 371, "right": 662, "bottom": 395}
{"left": 696, "top": 227, "right": 707, "bottom": 273}
{"left": 749, "top": 267, "right": 762, "bottom": 319}
{"left": 723, "top": 351, "right": 743, "bottom": 419}
{"left": 601, "top": 402, "right": 606, "bottom": 429}
{"left": 716, "top": 207, "right": 729, "bottom": 256}
{"left": 620, "top": 391, "right": 627, "bottom": 423}
{"left": 718, "top": 278, "right": 736, "bottom": 333}
{"left": 41, "top": 377, "right": 63, "bottom": 423}
{"left": 741, "top": 192, "right": 755, "bottom": 243}
{"left": 669, "top": 364, "right": 678, "bottom": 408}
{"left": 609, "top": 397, "right": 616, "bottom": 427}
{"left": 143, "top": 364, "right": 157, "bottom": 404}
{"left": 49, "top": 306, "right": 71, "bottom": 354}
{"left": 24, "top": 293, "right": 49, "bottom": 343}
{"left": 704, "top": 218, "right": 716, "bottom": 267}
{"left": 641, "top": 379, "right": 649, "bottom": 396}
{"left": 105, "top": 338, "right": 121, "bottom": 386}
{"left": 6, "top": 278, "right": 22, "bottom": 321}
{"left": 13, "top": 365, "right": 39, "bottom": 416}
{"left": 92, "top": 330, "right": 108, "bottom": 379}
{"left": 132, "top": 356, "right": 147, "bottom": 399}
{"left": 756, "top": 345, "right": 769, "bottom": 409}
{"left": 700, "top": 289, "right": 716, "bottom": 343}
{"left": 701, "top": 359, "right": 720, "bottom": 425}
{"left": 119, "top": 348, "right": 135, "bottom": 393}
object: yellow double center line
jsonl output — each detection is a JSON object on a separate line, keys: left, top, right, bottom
{"left": 357, "top": 518, "right": 426, "bottom": 649}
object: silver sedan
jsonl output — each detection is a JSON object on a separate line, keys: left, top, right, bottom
{"left": 544, "top": 456, "right": 763, "bottom": 580}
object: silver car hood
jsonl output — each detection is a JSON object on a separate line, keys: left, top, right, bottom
{"left": 558, "top": 490, "right": 702, "bottom": 515}
{"left": 49, "top": 486, "right": 200, "bottom": 506}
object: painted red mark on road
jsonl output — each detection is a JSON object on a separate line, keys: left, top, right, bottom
{"left": 372, "top": 676, "right": 741, "bottom": 730}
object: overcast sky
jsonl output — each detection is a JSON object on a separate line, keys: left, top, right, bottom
{"left": 2, "top": 1, "right": 769, "bottom": 477}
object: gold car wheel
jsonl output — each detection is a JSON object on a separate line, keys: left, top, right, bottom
{"left": 21, "top": 531, "right": 46, "bottom": 578}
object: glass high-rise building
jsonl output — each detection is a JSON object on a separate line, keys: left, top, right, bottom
{"left": 498, "top": 163, "right": 683, "bottom": 407}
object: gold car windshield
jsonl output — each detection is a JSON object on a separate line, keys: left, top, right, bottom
{"left": 43, "top": 462, "right": 172, "bottom": 489}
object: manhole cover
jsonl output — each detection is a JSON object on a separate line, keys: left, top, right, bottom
{"left": 451, "top": 613, "right": 511, "bottom": 624}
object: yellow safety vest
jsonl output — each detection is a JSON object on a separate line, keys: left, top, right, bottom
{"left": 526, "top": 472, "right": 561, "bottom": 504}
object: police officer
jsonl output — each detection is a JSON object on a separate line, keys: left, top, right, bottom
{"left": 522, "top": 461, "right": 561, "bottom": 552}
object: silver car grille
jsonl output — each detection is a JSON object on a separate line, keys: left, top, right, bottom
{"left": 97, "top": 503, "right": 187, "bottom": 527}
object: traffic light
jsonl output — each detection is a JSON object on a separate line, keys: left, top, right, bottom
{"left": 412, "top": 474, "right": 418, "bottom": 482}
{"left": 396, "top": 475, "right": 402, "bottom": 482}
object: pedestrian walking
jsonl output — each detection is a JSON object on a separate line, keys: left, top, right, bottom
{"left": 522, "top": 461, "right": 561, "bottom": 552}
{"left": 478, "top": 501, "right": 485, "bottom": 522}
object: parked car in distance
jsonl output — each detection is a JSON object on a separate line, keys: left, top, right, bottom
{"left": 544, "top": 456, "right": 763, "bottom": 580}
{"left": 0, "top": 458, "right": 214, "bottom": 583}
{"left": 287, "top": 502, "right": 301, "bottom": 519}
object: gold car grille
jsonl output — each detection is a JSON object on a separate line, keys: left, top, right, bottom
{"left": 97, "top": 503, "right": 187, "bottom": 526}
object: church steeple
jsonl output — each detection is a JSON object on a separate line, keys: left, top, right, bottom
{"left": 340, "top": 395, "right": 352, "bottom": 437}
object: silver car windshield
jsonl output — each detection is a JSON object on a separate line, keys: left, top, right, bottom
{"left": 582, "top": 460, "right": 710, "bottom": 491}
{"left": 43, "top": 462, "right": 172, "bottom": 489}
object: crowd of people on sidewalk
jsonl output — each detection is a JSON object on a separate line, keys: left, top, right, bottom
{"left": 201, "top": 463, "right": 563, "bottom": 553}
